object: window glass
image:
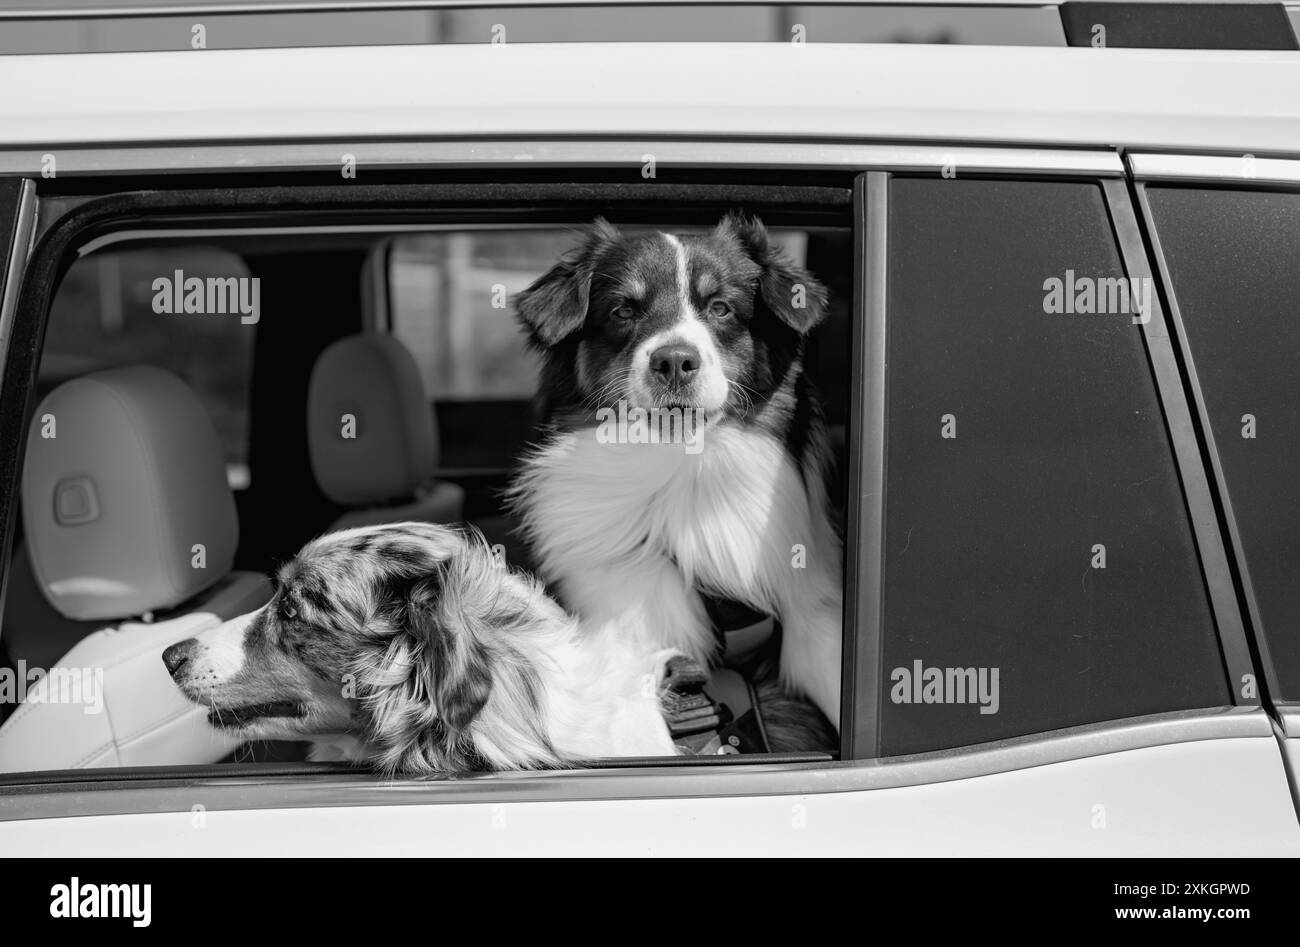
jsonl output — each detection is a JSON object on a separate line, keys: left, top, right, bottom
{"left": 388, "top": 232, "right": 551, "bottom": 401}
{"left": 41, "top": 246, "right": 255, "bottom": 489}
{"left": 1146, "top": 186, "right": 1300, "bottom": 700}
{"left": 880, "top": 178, "right": 1228, "bottom": 755}
{"left": 387, "top": 228, "right": 812, "bottom": 402}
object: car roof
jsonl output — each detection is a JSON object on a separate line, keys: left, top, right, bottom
{"left": 1, "top": 40, "right": 1298, "bottom": 160}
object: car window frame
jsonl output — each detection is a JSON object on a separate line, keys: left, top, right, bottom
{"left": 0, "top": 176, "right": 855, "bottom": 770}
{"left": 0, "top": 142, "right": 1267, "bottom": 821}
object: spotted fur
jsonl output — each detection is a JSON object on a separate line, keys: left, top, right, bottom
{"left": 164, "top": 522, "right": 682, "bottom": 776}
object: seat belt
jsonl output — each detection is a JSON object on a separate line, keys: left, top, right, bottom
{"left": 659, "top": 655, "right": 771, "bottom": 756}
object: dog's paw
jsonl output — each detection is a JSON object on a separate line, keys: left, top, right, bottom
{"left": 655, "top": 652, "right": 710, "bottom": 699}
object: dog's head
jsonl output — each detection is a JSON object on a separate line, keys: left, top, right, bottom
{"left": 517, "top": 214, "right": 828, "bottom": 419}
{"left": 163, "top": 523, "right": 564, "bottom": 774}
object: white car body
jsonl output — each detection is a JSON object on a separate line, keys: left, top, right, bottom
{"left": 1, "top": 10, "right": 1298, "bottom": 855}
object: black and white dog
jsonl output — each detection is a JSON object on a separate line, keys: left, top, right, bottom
{"left": 509, "top": 214, "right": 844, "bottom": 729}
{"left": 162, "top": 522, "right": 828, "bottom": 775}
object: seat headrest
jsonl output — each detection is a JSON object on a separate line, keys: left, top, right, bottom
{"left": 307, "top": 333, "right": 437, "bottom": 506}
{"left": 22, "top": 366, "right": 239, "bottom": 621}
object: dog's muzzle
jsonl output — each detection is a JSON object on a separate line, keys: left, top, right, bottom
{"left": 649, "top": 343, "right": 701, "bottom": 389}
{"left": 161, "top": 639, "right": 195, "bottom": 678}
{"left": 162, "top": 637, "right": 307, "bottom": 730}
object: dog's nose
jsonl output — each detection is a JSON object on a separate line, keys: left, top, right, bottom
{"left": 162, "top": 640, "right": 196, "bottom": 677}
{"left": 650, "top": 345, "right": 701, "bottom": 386}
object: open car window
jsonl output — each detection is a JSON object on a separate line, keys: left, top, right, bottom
{"left": 0, "top": 193, "right": 855, "bottom": 778}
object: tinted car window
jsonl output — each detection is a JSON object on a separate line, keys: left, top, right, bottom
{"left": 880, "top": 178, "right": 1228, "bottom": 755}
{"left": 1146, "top": 187, "right": 1300, "bottom": 701}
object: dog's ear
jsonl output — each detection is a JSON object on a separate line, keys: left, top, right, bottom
{"left": 717, "top": 213, "right": 828, "bottom": 334}
{"left": 405, "top": 571, "right": 495, "bottom": 734}
{"left": 516, "top": 217, "right": 622, "bottom": 347}
{"left": 353, "top": 567, "right": 494, "bottom": 774}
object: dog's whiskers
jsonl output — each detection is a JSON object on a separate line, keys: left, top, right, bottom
{"left": 581, "top": 368, "right": 634, "bottom": 413}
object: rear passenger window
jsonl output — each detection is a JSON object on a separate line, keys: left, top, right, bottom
{"left": 42, "top": 245, "right": 255, "bottom": 490}
{"left": 1145, "top": 187, "right": 1300, "bottom": 701}
{"left": 386, "top": 232, "right": 553, "bottom": 401}
{"left": 879, "top": 179, "right": 1229, "bottom": 755}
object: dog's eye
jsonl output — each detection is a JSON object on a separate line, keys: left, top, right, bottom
{"left": 281, "top": 602, "right": 298, "bottom": 621}
{"left": 612, "top": 304, "right": 637, "bottom": 321}
{"left": 705, "top": 299, "right": 732, "bottom": 319}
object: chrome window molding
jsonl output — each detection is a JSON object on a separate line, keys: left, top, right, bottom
{"left": 1278, "top": 706, "right": 1300, "bottom": 738}
{"left": 1103, "top": 178, "right": 1257, "bottom": 704}
{"left": 0, "top": 140, "right": 1124, "bottom": 179}
{"left": 1130, "top": 152, "right": 1300, "bottom": 186}
{"left": 0, "top": 706, "right": 1264, "bottom": 822}
{"left": 1131, "top": 179, "right": 1284, "bottom": 702}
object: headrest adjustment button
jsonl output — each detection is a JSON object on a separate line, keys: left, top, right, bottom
{"left": 53, "top": 477, "right": 99, "bottom": 526}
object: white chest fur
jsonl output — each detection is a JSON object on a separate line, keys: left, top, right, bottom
{"left": 515, "top": 422, "right": 843, "bottom": 724}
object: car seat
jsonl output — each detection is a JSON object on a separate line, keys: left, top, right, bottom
{"left": 0, "top": 366, "right": 272, "bottom": 771}
{"left": 307, "top": 332, "right": 464, "bottom": 531}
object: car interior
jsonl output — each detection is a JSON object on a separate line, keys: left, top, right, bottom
{"left": 0, "top": 209, "right": 854, "bottom": 773}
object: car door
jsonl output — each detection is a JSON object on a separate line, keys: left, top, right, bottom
{"left": 0, "top": 144, "right": 1296, "bottom": 855}
{"left": 837, "top": 167, "right": 1299, "bottom": 853}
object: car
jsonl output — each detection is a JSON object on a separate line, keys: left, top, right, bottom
{"left": 0, "top": 0, "right": 1298, "bottom": 857}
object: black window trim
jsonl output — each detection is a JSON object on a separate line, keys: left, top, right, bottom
{"left": 0, "top": 178, "right": 37, "bottom": 643}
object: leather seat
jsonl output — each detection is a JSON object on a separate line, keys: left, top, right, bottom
{"left": 307, "top": 333, "right": 464, "bottom": 530}
{"left": 0, "top": 366, "right": 271, "bottom": 771}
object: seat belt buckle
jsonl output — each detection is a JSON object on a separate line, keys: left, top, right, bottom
{"left": 660, "top": 655, "right": 731, "bottom": 738}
